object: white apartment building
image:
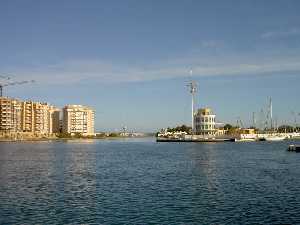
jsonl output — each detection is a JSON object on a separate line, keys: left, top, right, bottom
{"left": 195, "top": 108, "right": 216, "bottom": 135}
{"left": 63, "top": 105, "right": 94, "bottom": 136}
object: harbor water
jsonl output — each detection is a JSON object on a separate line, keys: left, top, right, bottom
{"left": 1, "top": 138, "right": 300, "bottom": 224}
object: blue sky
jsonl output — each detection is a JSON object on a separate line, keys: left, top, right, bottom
{"left": 1, "top": 0, "right": 300, "bottom": 131}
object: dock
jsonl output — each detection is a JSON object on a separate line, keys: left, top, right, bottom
{"left": 156, "top": 137, "right": 235, "bottom": 143}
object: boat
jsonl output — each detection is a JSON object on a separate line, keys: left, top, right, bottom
{"left": 264, "top": 136, "right": 286, "bottom": 141}
{"left": 236, "top": 138, "right": 256, "bottom": 142}
{"left": 258, "top": 137, "right": 266, "bottom": 141}
{"left": 287, "top": 145, "right": 300, "bottom": 152}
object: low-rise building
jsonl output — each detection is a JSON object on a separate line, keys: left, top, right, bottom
{"left": 216, "top": 127, "right": 227, "bottom": 136}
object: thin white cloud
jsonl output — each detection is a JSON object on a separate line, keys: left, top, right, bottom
{"left": 8, "top": 56, "right": 300, "bottom": 86}
{"left": 261, "top": 28, "right": 300, "bottom": 39}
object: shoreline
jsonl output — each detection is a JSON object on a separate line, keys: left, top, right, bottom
{"left": 0, "top": 136, "right": 154, "bottom": 142}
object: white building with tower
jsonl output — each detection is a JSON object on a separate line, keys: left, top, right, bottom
{"left": 187, "top": 71, "right": 217, "bottom": 137}
{"left": 194, "top": 108, "right": 216, "bottom": 136}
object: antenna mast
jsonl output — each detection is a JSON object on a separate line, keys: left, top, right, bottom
{"left": 269, "top": 97, "right": 273, "bottom": 130}
{"left": 188, "top": 70, "right": 197, "bottom": 134}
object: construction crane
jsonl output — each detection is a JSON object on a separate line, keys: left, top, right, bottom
{"left": 0, "top": 75, "right": 34, "bottom": 97}
{"left": 0, "top": 75, "right": 10, "bottom": 81}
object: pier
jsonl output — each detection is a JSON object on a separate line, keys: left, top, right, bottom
{"left": 156, "top": 137, "right": 235, "bottom": 143}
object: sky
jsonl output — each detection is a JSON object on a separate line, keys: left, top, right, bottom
{"left": 0, "top": 0, "right": 300, "bottom": 132}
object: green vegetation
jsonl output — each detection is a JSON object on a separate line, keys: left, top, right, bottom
{"left": 277, "top": 125, "right": 297, "bottom": 133}
{"left": 95, "top": 133, "right": 106, "bottom": 138}
{"left": 108, "top": 133, "right": 120, "bottom": 137}
{"left": 56, "top": 132, "right": 121, "bottom": 139}
{"left": 224, "top": 124, "right": 234, "bottom": 130}
{"left": 56, "top": 133, "right": 73, "bottom": 138}
{"left": 223, "top": 124, "right": 240, "bottom": 135}
{"left": 158, "top": 125, "right": 192, "bottom": 134}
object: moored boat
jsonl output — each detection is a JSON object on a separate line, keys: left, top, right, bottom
{"left": 265, "top": 136, "right": 286, "bottom": 141}
{"left": 287, "top": 145, "right": 300, "bottom": 152}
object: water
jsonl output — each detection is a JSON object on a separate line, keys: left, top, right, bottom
{"left": 1, "top": 138, "right": 300, "bottom": 224}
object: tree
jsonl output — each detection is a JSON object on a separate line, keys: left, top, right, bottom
{"left": 165, "top": 124, "right": 192, "bottom": 134}
{"left": 108, "top": 133, "right": 119, "bottom": 137}
{"left": 278, "top": 125, "right": 294, "bottom": 133}
{"left": 224, "top": 124, "right": 233, "bottom": 130}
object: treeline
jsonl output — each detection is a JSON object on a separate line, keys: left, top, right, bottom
{"left": 223, "top": 124, "right": 300, "bottom": 133}
{"left": 159, "top": 125, "right": 192, "bottom": 134}
{"left": 277, "top": 125, "right": 300, "bottom": 133}
{"left": 158, "top": 123, "right": 300, "bottom": 135}
{"left": 56, "top": 132, "right": 121, "bottom": 139}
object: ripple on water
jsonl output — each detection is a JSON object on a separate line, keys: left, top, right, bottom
{"left": 0, "top": 140, "right": 300, "bottom": 224}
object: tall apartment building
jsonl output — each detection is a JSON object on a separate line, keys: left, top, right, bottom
{"left": 49, "top": 107, "right": 61, "bottom": 133}
{"left": 63, "top": 105, "right": 94, "bottom": 136}
{"left": 22, "top": 101, "right": 47, "bottom": 133}
{"left": 0, "top": 97, "right": 22, "bottom": 132}
{"left": 0, "top": 97, "right": 94, "bottom": 136}
{"left": 21, "top": 101, "right": 60, "bottom": 134}
{"left": 0, "top": 97, "right": 60, "bottom": 134}
{"left": 21, "top": 101, "right": 34, "bottom": 132}
{"left": 195, "top": 108, "right": 216, "bottom": 136}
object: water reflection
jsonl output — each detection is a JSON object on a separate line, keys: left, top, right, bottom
{"left": 64, "top": 139, "right": 96, "bottom": 144}
{"left": 0, "top": 140, "right": 300, "bottom": 224}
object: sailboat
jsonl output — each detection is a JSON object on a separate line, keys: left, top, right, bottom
{"left": 264, "top": 98, "right": 286, "bottom": 141}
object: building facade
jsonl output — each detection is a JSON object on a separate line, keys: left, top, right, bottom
{"left": 63, "top": 105, "right": 94, "bottom": 136}
{"left": 195, "top": 108, "right": 216, "bottom": 135}
{"left": 0, "top": 97, "right": 22, "bottom": 132}
{"left": 49, "top": 107, "right": 61, "bottom": 134}
{"left": 21, "top": 101, "right": 54, "bottom": 134}
{"left": 0, "top": 97, "right": 60, "bottom": 135}
{"left": 1, "top": 98, "right": 94, "bottom": 136}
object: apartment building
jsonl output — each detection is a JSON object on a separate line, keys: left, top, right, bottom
{"left": 63, "top": 105, "right": 94, "bottom": 136}
{"left": 21, "top": 101, "right": 34, "bottom": 132}
{"left": 0, "top": 98, "right": 92, "bottom": 136}
{"left": 49, "top": 107, "right": 61, "bottom": 133}
{"left": 22, "top": 101, "right": 46, "bottom": 133}
{"left": 21, "top": 101, "right": 60, "bottom": 134}
{"left": 0, "top": 97, "right": 22, "bottom": 132}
